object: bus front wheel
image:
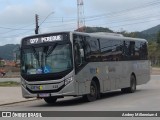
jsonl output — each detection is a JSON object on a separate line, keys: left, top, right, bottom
{"left": 83, "top": 80, "right": 99, "bottom": 102}
{"left": 44, "top": 97, "right": 57, "bottom": 104}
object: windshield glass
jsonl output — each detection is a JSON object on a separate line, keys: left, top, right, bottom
{"left": 21, "top": 44, "right": 72, "bottom": 75}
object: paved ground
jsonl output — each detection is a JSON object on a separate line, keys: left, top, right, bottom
{"left": 0, "top": 75, "right": 159, "bottom": 119}
{"left": 0, "top": 87, "right": 36, "bottom": 106}
{"left": 151, "top": 67, "right": 160, "bottom": 75}
{"left": 0, "top": 68, "right": 160, "bottom": 110}
{"left": 0, "top": 75, "right": 160, "bottom": 112}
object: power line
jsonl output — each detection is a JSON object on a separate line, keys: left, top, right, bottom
{"left": 87, "top": 14, "right": 160, "bottom": 24}
{"left": 0, "top": 23, "right": 33, "bottom": 34}
{"left": 0, "top": 30, "right": 33, "bottom": 38}
{"left": 1, "top": 17, "right": 160, "bottom": 39}
{"left": 1, "top": 0, "right": 159, "bottom": 32}
{"left": 85, "top": 0, "right": 160, "bottom": 19}
{"left": 40, "top": 1, "right": 160, "bottom": 26}
{"left": 110, "top": 18, "right": 160, "bottom": 28}
{"left": 0, "top": 26, "right": 33, "bottom": 30}
{"left": 91, "top": 18, "right": 160, "bottom": 29}
{"left": 1, "top": 0, "right": 160, "bottom": 38}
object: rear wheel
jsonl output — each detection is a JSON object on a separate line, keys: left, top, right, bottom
{"left": 83, "top": 80, "right": 99, "bottom": 102}
{"left": 44, "top": 97, "right": 57, "bottom": 104}
{"left": 121, "top": 75, "right": 136, "bottom": 93}
{"left": 128, "top": 75, "right": 136, "bottom": 93}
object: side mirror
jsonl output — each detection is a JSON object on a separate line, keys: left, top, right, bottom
{"left": 80, "top": 49, "right": 84, "bottom": 57}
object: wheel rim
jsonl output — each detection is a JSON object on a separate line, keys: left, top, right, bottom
{"left": 85, "top": 81, "right": 99, "bottom": 102}
{"left": 90, "top": 85, "right": 96, "bottom": 97}
{"left": 131, "top": 77, "right": 136, "bottom": 91}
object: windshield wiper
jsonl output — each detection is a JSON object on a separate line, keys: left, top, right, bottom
{"left": 45, "top": 43, "right": 57, "bottom": 58}
{"left": 31, "top": 46, "right": 40, "bottom": 66}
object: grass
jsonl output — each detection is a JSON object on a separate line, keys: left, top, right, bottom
{"left": 0, "top": 81, "right": 20, "bottom": 87}
{"left": 152, "top": 65, "right": 160, "bottom": 68}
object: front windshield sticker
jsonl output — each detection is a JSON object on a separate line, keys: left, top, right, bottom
{"left": 44, "top": 66, "right": 51, "bottom": 74}
{"left": 27, "top": 69, "right": 37, "bottom": 74}
{"left": 27, "top": 67, "right": 51, "bottom": 75}
{"left": 36, "top": 69, "right": 43, "bottom": 74}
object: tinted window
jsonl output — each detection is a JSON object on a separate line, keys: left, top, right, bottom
{"left": 82, "top": 36, "right": 148, "bottom": 62}
{"left": 84, "top": 38, "right": 100, "bottom": 62}
{"left": 100, "top": 39, "right": 123, "bottom": 61}
{"left": 123, "top": 40, "right": 137, "bottom": 60}
{"left": 140, "top": 42, "right": 148, "bottom": 60}
{"left": 73, "top": 35, "right": 85, "bottom": 66}
{"left": 123, "top": 41, "right": 148, "bottom": 60}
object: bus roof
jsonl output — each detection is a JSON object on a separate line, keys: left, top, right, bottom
{"left": 71, "top": 31, "right": 147, "bottom": 42}
{"left": 21, "top": 31, "right": 147, "bottom": 43}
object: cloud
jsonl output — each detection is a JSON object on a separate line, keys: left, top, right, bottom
{"left": 0, "top": 0, "right": 160, "bottom": 46}
{"left": 0, "top": 37, "right": 21, "bottom": 45}
{"left": 86, "top": 0, "right": 151, "bottom": 13}
{"left": 0, "top": 0, "right": 54, "bottom": 25}
{"left": 84, "top": 0, "right": 160, "bottom": 32}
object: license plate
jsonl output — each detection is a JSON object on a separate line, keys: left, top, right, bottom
{"left": 39, "top": 93, "right": 50, "bottom": 98}
{"left": 31, "top": 85, "right": 43, "bottom": 90}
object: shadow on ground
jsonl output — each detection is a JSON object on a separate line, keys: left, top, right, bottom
{"left": 34, "top": 89, "right": 142, "bottom": 107}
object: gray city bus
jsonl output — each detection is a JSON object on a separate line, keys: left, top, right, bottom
{"left": 20, "top": 31, "right": 150, "bottom": 104}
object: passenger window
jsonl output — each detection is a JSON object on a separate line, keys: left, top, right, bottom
{"left": 73, "top": 35, "right": 85, "bottom": 73}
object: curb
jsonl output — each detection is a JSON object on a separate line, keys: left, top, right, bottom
{"left": 0, "top": 98, "right": 38, "bottom": 106}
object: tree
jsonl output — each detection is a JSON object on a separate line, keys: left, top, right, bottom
{"left": 157, "top": 31, "right": 160, "bottom": 45}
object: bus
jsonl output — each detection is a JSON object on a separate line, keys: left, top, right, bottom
{"left": 20, "top": 31, "right": 150, "bottom": 104}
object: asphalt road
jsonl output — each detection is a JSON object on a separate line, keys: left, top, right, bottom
{"left": 0, "top": 75, "right": 160, "bottom": 112}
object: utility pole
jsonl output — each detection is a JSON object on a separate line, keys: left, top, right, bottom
{"left": 35, "top": 14, "right": 39, "bottom": 34}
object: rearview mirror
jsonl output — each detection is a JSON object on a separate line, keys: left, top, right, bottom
{"left": 80, "top": 49, "right": 84, "bottom": 57}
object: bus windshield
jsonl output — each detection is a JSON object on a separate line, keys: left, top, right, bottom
{"left": 21, "top": 44, "right": 72, "bottom": 75}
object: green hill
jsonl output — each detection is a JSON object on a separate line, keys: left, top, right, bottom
{"left": 142, "top": 25, "right": 160, "bottom": 35}
{"left": 82, "top": 26, "right": 160, "bottom": 41}
{"left": 1, "top": 25, "right": 160, "bottom": 60}
{"left": 85, "top": 26, "right": 113, "bottom": 33}
{"left": 120, "top": 24, "right": 160, "bottom": 40}
{"left": 0, "top": 44, "right": 19, "bottom": 60}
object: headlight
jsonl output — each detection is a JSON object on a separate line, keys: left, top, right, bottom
{"left": 21, "top": 78, "right": 26, "bottom": 87}
{"left": 65, "top": 77, "right": 73, "bottom": 85}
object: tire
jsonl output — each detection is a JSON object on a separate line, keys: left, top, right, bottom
{"left": 44, "top": 97, "right": 57, "bottom": 104}
{"left": 128, "top": 75, "right": 136, "bottom": 93}
{"left": 121, "top": 88, "right": 128, "bottom": 93}
{"left": 121, "top": 75, "right": 136, "bottom": 93}
{"left": 83, "top": 80, "right": 99, "bottom": 102}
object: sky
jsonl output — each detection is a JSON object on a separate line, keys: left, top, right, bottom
{"left": 0, "top": 0, "right": 160, "bottom": 45}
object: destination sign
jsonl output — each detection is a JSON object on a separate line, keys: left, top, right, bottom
{"left": 26, "top": 35, "right": 63, "bottom": 45}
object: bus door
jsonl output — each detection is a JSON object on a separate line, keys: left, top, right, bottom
{"left": 73, "top": 34, "right": 88, "bottom": 95}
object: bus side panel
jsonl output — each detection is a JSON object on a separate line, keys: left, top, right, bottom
{"left": 115, "top": 61, "right": 130, "bottom": 89}
{"left": 75, "top": 62, "right": 120, "bottom": 95}
{"left": 75, "top": 62, "right": 111, "bottom": 95}
{"left": 75, "top": 61, "right": 132, "bottom": 95}
{"left": 74, "top": 60, "right": 150, "bottom": 96}
{"left": 134, "top": 60, "right": 150, "bottom": 85}
{"left": 74, "top": 65, "right": 92, "bottom": 95}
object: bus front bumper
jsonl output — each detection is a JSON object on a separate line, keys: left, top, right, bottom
{"left": 21, "top": 79, "right": 78, "bottom": 98}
